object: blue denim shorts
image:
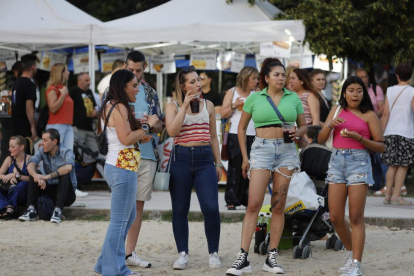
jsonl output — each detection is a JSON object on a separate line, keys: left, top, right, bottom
{"left": 326, "top": 148, "right": 374, "bottom": 186}
{"left": 249, "top": 137, "right": 300, "bottom": 178}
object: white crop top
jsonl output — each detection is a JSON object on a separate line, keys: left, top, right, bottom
{"left": 229, "top": 88, "right": 256, "bottom": 136}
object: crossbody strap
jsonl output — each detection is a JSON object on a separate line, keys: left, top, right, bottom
{"left": 390, "top": 86, "right": 409, "bottom": 114}
{"left": 266, "top": 96, "right": 285, "bottom": 122}
{"left": 103, "top": 102, "right": 119, "bottom": 132}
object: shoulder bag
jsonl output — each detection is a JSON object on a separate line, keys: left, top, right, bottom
{"left": 220, "top": 88, "right": 236, "bottom": 161}
{"left": 266, "top": 96, "right": 309, "bottom": 149}
{"left": 153, "top": 152, "right": 172, "bottom": 191}
{"left": 325, "top": 105, "right": 341, "bottom": 149}
{"left": 95, "top": 102, "right": 119, "bottom": 156}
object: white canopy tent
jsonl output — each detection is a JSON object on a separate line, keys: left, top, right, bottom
{"left": 0, "top": 0, "right": 102, "bottom": 87}
{"left": 94, "top": 0, "right": 305, "bottom": 105}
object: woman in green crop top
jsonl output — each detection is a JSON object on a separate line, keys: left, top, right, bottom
{"left": 226, "top": 58, "right": 307, "bottom": 275}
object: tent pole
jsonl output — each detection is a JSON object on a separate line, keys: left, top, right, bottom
{"left": 89, "top": 44, "right": 95, "bottom": 93}
{"left": 344, "top": 58, "right": 348, "bottom": 79}
{"left": 299, "top": 42, "right": 303, "bottom": 68}
{"left": 156, "top": 73, "right": 163, "bottom": 111}
{"left": 218, "top": 70, "right": 223, "bottom": 93}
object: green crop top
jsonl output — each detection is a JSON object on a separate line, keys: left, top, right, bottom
{"left": 243, "top": 88, "right": 304, "bottom": 128}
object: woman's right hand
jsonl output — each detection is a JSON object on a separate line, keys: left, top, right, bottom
{"left": 182, "top": 90, "right": 196, "bottom": 108}
{"left": 233, "top": 97, "right": 244, "bottom": 108}
{"left": 146, "top": 115, "right": 159, "bottom": 128}
{"left": 241, "top": 159, "right": 250, "bottom": 179}
{"left": 328, "top": 117, "right": 346, "bottom": 129}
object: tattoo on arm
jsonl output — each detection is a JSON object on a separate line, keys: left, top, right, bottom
{"left": 271, "top": 184, "right": 289, "bottom": 210}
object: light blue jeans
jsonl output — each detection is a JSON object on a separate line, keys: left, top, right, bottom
{"left": 94, "top": 164, "right": 137, "bottom": 276}
{"left": 46, "top": 124, "right": 74, "bottom": 151}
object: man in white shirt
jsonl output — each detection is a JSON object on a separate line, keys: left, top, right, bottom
{"left": 97, "top": 59, "right": 124, "bottom": 101}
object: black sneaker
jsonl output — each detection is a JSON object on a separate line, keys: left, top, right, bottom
{"left": 226, "top": 248, "right": 252, "bottom": 275}
{"left": 50, "top": 210, "right": 62, "bottom": 224}
{"left": 263, "top": 248, "right": 284, "bottom": 274}
{"left": 19, "top": 209, "right": 37, "bottom": 221}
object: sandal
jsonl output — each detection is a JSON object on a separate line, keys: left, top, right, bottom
{"left": 383, "top": 196, "right": 391, "bottom": 204}
{"left": 2, "top": 206, "right": 19, "bottom": 220}
{"left": 227, "top": 205, "right": 236, "bottom": 210}
{"left": 390, "top": 197, "right": 412, "bottom": 206}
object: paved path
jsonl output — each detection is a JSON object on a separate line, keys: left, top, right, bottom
{"left": 68, "top": 191, "right": 414, "bottom": 228}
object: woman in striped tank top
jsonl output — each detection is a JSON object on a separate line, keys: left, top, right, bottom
{"left": 165, "top": 66, "right": 222, "bottom": 271}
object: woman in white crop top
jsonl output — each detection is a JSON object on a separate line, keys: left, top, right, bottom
{"left": 94, "top": 70, "right": 158, "bottom": 276}
{"left": 380, "top": 63, "right": 414, "bottom": 206}
{"left": 220, "top": 66, "right": 258, "bottom": 210}
{"left": 165, "top": 66, "right": 222, "bottom": 270}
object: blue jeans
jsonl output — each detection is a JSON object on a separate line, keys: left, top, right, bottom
{"left": 371, "top": 153, "right": 386, "bottom": 191}
{"left": 169, "top": 145, "right": 220, "bottom": 254}
{"left": 95, "top": 164, "right": 137, "bottom": 276}
{"left": 46, "top": 124, "right": 74, "bottom": 151}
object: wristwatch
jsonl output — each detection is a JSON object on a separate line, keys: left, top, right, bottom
{"left": 15, "top": 173, "right": 21, "bottom": 180}
{"left": 142, "top": 123, "right": 150, "bottom": 135}
{"left": 215, "top": 163, "right": 224, "bottom": 168}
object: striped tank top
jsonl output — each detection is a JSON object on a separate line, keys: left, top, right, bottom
{"left": 299, "top": 92, "right": 312, "bottom": 125}
{"left": 174, "top": 100, "right": 211, "bottom": 145}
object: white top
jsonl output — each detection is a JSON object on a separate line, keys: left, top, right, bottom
{"left": 384, "top": 85, "right": 414, "bottom": 139}
{"left": 229, "top": 88, "right": 256, "bottom": 136}
{"left": 97, "top": 74, "right": 111, "bottom": 95}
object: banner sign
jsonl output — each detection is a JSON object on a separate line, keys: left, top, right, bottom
{"left": 260, "top": 41, "right": 292, "bottom": 58}
{"left": 313, "top": 54, "right": 342, "bottom": 73}
{"left": 0, "top": 52, "right": 17, "bottom": 71}
{"left": 39, "top": 51, "right": 67, "bottom": 71}
{"left": 150, "top": 55, "right": 176, "bottom": 74}
{"left": 217, "top": 51, "right": 245, "bottom": 73}
{"left": 100, "top": 51, "right": 126, "bottom": 73}
{"left": 190, "top": 50, "right": 217, "bottom": 70}
{"left": 73, "top": 52, "right": 99, "bottom": 74}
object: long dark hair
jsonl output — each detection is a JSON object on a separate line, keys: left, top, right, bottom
{"left": 339, "top": 76, "right": 374, "bottom": 113}
{"left": 175, "top": 65, "right": 197, "bottom": 107}
{"left": 259, "top": 58, "right": 284, "bottom": 90}
{"left": 98, "top": 69, "right": 140, "bottom": 133}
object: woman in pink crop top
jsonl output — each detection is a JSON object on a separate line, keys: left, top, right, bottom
{"left": 165, "top": 66, "right": 222, "bottom": 269}
{"left": 318, "top": 76, "right": 384, "bottom": 274}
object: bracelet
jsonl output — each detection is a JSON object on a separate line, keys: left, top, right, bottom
{"left": 358, "top": 136, "right": 363, "bottom": 142}
{"left": 215, "top": 163, "right": 224, "bottom": 168}
{"left": 328, "top": 122, "right": 334, "bottom": 129}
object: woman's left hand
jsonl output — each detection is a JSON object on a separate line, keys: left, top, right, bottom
{"left": 216, "top": 167, "right": 222, "bottom": 182}
{"left": 340, "top": 129, "right": 361, "bottom": 140}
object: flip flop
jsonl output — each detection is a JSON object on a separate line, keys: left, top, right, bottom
{"left": 227, "top": 205, "right": 236, "bottom": 210}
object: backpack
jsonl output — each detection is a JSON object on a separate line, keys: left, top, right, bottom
{"left": 37, "top": 195, "right": 54, "bottom": 220}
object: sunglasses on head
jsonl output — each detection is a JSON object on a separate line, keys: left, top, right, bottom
{"left": 181, "top": 65, "right": 196, "bottom": 73}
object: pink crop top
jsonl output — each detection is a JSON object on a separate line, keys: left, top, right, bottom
{"left": 333, "top": 109, "right": 371, "bottom": 149}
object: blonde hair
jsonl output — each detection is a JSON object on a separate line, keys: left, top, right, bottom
{"left": 236, "top": 66, "right": 259, "bottom": 90}
{"left": 174, "top": 66, "right": 197, "bottom": 107}
{"left": 47, "top": 63, "right": 67, "bottom": 88}
{"left": 9, "top": 135, "right": 27, "bottom": 150}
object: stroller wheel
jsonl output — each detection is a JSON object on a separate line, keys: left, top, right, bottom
{"left": 301, "top": 245, "right": 312, "bottom": 259}
{"left": 333, "top": 239, "right": 345, "bottom": 251}
{"left": 292, "top": 245, "right": 302, "bottom": 259}
{"left": 326, "top": 237, "right": 332, "bottom": 249}
{"left": 259, "top": 241, "right": 267, "bottom": 255}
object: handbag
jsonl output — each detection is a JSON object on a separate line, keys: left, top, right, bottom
{"left": 266, "top": 96, "right": 308, "bottom": 149}
{"left": 95, "top": 102, "right": 119, "bottom": 156}
{"left": 153, "top": 148, "right": 172, "bottom": 191}
{"left": 220, "top": 88, "right": 236, "bottom": 161}
{"left": 325, "top": 106, "right": 341, "bottom": 149}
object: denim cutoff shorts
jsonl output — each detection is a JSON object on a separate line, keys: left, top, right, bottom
{"left": 249, "top": 137, "right": 300, "bottom": 178}
{"left": 326, "top": 148, "right": 374, "bottom": 186}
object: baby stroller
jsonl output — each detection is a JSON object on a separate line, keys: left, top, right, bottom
{"left": 258, "top": 131, "right": 344, "bottom": 259}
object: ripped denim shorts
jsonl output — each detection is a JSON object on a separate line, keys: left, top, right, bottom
{"left": 249, "top": 137, "right": 300, "bottom": 178}
{"left": 326, "top": 148, "right": 374, "bottom": 186}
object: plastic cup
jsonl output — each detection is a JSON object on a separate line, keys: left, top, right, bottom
{"left": 190, "top": 98, "right": 200, "bottom": 113}
{"left": 135, "top": 111, "right": 147, "bottom": 119}
{"left": 238, "top": 98, "right": 245, "bottom": 111}
{"left": 282, "top": 122, "right": 295, "bottom": 143}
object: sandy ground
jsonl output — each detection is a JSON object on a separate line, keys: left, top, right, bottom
{"left": 1, "top": 220, "right": 413, "bottom": 276}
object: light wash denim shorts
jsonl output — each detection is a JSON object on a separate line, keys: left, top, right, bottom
{"left": 326, "top": 148, "right": 374, "bottom": 186}
{"left": 249, "top": 137, "right": 300, "bottom": 178}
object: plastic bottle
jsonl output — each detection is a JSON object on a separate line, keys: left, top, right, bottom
{"left": 254, "top": 214, "right": 266, "bottom": 253}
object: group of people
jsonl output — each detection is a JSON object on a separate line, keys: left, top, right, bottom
{"left": 1, "top": 48, "right": 412, "bottom": 276}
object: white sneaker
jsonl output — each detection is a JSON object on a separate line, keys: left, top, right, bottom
{"left": 75, "top": 189, "right": 89, "bottom": 198}
{"left": 209, "top": 252, "right": 222, "bottom": 268}
{"left": 338, "top": 251, "right": 353, "bottom": 272}
{"left": 340, "top": 259, "right": 362, "bottom": 276}
{"left": 125, "top": 251, "right": 151, "bottom": 268}
{"left": 172, "top": 251, "right": 188, "bottom": 270}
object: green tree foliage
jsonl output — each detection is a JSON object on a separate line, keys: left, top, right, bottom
{"left": 228, "top": 0, "right": 414, "bottom": 66}
{"left": 68, "top": 0, "right": 170, "bottom": 22}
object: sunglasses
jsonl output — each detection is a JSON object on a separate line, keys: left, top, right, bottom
{"left": 181, "top": 65, "right": 196, "bottom": 73}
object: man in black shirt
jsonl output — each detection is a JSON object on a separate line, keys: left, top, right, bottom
{"left": 69, "top": 73, "right": 98, "bottom": 165}
{"left": 12, "top": 54, "right": 37, "bottom": 140}
{"left": 199, "top": 71, "right": 222, "bottom": 113}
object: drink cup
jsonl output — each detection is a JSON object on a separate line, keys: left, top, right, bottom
{"left": 190, "top": 98, "right": 200, "bottom": 113}
{"left": 135, "top": 111, "right": 147, "bottom": 119}
{"left": 282, "top": 122, "right": 295, "bottom": 143}
{"left": 238, "top": 98, "right": 245, "bottom": 111}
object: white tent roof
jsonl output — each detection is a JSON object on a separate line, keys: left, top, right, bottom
{"left": 0, "top": 0, "right": 101, "bottom": 49}
{"left": 93, "top": 0, "right": 305, "bottom": 46}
